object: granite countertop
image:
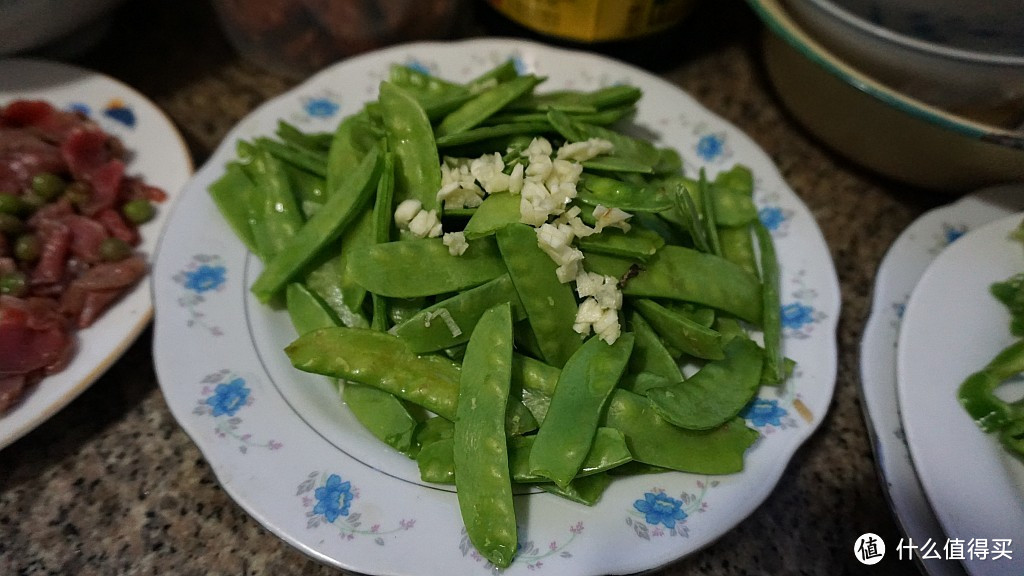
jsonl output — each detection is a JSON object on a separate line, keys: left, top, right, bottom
{"left": 1, "top": 1, "right": 949, "bottom": 574}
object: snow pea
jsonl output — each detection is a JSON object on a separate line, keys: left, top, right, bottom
{"left": 627, "top": 313, "right": 684, "bottom": 381}
{"left": 391, "top": 274, "right": 527, "bottom": 353}
{"left": 539, "top": 473, "right": 613, "bottom": 505}
{"left": 326, "top": 109, "right": 380, "bottom": 197}
{"left": 619, "top": 372, "right": 676, "bottom": 395}
{"left": 719, "top": 225, "right": 759, "bottom": 278}
{"left": 633, "top": 298, "right": 724, "bottom": 361}
{"left": 496, "top": 223, "right": 582, "bottom": 367}
{"left": 646, "top": 336, "right": 764, "bottom": 430}
{"left": 371, "top": 150, "right": 395, "bottom": 331}
{"left": 275, "top": 120, "right": 332, "bottom": 152}
{"left": 343, "top": 382, "right": 420, "bottom": 457}
{"left": 250, "top": 145, "right": 383, "bottom": 303}
{"left": 959, "top": 339, "right": 1024, "bottom": 433}
{"left": 419, "top": 427, "right": 631, "bottom": 485}
{"left": 286, "top": 326, "right": 537, "bottom": 433}
{"left": 602, "top": 389, "right": 759, "bottom": 474}
{"left": 387, "top": 64, "right": 473, "bottom": 120}
{"left": 463, "top": 193, "right": 520, "bottom": 239}
{"left": 348, "top": 236, "right": 506, "bottom": 298}
{"left": 586, "top": 246, "right": 764, "bottom": 324}
{"left": 208, "top": 161, "right": 259, "bottom": 255}
{"left": 435, "top": 121, "right": 553, "bottom": 149}
{"left": 528, "top": 333, "right": 634, "bottom": 489}
{"left": 287, "top": 327, "right": 463, "bottom": 420}
{"left": 255, "top": 136, "right": 327, "bottom": 178}
{"left": 454, "top": 303, "right": 517, "bottom": 568}
{"left": 697, "top": 169, "right": 722, "bottom": 256}
{"left": 239, "top": 143, "right": 305, "bottom": 261}
{"left": 283, "top": 164, "right": 328, "bottom": 217}
{"left": 755, "top": 222, "right": 785, "bottom": 384}
{"left": 582, "top": 155, "right": 655, "bottom": 175}
{"left": 380, "top": 82, "right": 442, "bottom": 210}
{"left": 302, "top": 224, "right": 372, "bottom": 329}
{"left": 577, "top": 173, "right": 673, "bottom": 213}
{"left": 285, "top": 282, "right": 338, "bottom": 334}
{"left": 436, "top": 74, "right": 544, "bottom": 137}
{"left": 576, "top": 226, "right": 664, "bottom": 262}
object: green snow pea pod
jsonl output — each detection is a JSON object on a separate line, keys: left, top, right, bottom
{"left": 709, "top": 165, "right": 758, "bottom": 226}
{"left": 562, "top": 119, "right": 662, "bottom": 169}
{"left": 627, "top": 313, "right": 684, "bottom": 382}
{"left": 388, "top": 64, "right": 471, "bottom": 120}
{"left": 326, "top": 109, "right": 380, "bottom": 196}
{"left": 250, "top": 146, "right": 383, "bottom": 303}
{"left": 546, "top": 109, "right": 587, "bottom": 142}
{"left": 465, "top": 59, "right": 521, "bottom": 93}
{"left": 287, "top": 327, "right": 463, "bottom": 420}
{"left": 538, "top": 472, "right": 613, "bottom": 506}
{"left": 255, "top": 136, "right": 327, "bottom": 178}
{"left": 303, "top": 223, "right": 372, "bottom": 329}
{"left": 454, "top": 302, "right": 517, "bottom": 569}
{"left": 603, "top": 389, "right": 759, "bottom": 474}
{"left": 576, "top": 226, "right": 664, "bottom": 262}
{"left": 959, "top": 339, "right": 1024, "bottom": 433}
{"left": 343, "top": 382, "right": 420, "bottom": 456}
{"left": 463, "top": 193, "right": 521, "bottom": 239}
{"left": 496, "top": 223, "right": 582, "bottom": 367}
{"left": 581, "top": 155, "right": 655, "bottom": 175}
{"left": 379, "top": 82, "right": 442, "bottom": 210}
{"left": 371, "top": 150, "right": 396, "bottom": 331}
{"left": 286, "top": 282, "right": 418, "bottom": 455}
{"left": 697, "top": 169, "right": 723, "bottom": 256}
{"left": 513, "top": 353, "right": 560, "bottom": 424}
{"left": 510, "top": 427, "right": 631, "bottom": 482}
{"left": 287, "top": 326, "right": 537, "bottom": 433}
{"left": 284, "top": 164, "right": 328, "bottom": 218}
{"left": 391, "top": 274, "right": 527, "bottom": 353}
{"left": 240, "top": 143, "right": 305, "bottom": 261}
{"left": 436, "top": 74, "right": 544, "bottom": 137}
{"left": 415, "top": 415, "right": 455, "bottom": 446}
{"left": 417, "top": 436, "right": 457, "bottom": 484}
{"left": 646, "top": 336, "right": 764, "bottom": 430}
{"left": 633, "top": 298, "right": 724, "bottom": 361}
{"left": 275, "top": 120, "right": 332, "bottom": 152}
{"left": 285, "top": 282, "right": 338, "bottom": 334}
{"left": 619, "top": 372, "right": 676, "bottom": 395}
{"left": 577, "top": 174, "right": 673, "bottom": 213}
{"left": 435, "top": 121, "right": 553, "bottom": 148}
{"left": 208, "top": 161, "right": 259, "bottom": 255}
{"left": 586, "top": 246, "right": 763, "bottom": 324}
{"left": 754, "top": 222, "right": 786, "bottom": 385}
{"left": 528, "top": 333, "right": 634, "bottom": 489}
{"left": 719, "top": 225, "right": 759, "bottom": 278}
{"left": 348, "top": 236, "right": 506, "bottom": 298}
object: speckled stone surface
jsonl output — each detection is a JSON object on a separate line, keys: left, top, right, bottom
{"left": 1, "top": 1, "right": 950, "bottom": 574}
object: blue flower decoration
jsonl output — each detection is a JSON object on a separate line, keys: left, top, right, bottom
{"left": 405, "top": 59, "right": 431, "bottom": 75}
{"left": 759, "top": 206, "right": 786, "bottom": 231}
{"left": 304, "top": 97, "right": 339, "bottom": 118}
{"left": 104, "top": 105, "right": 136, "bottom": 128}
{"left": 633, "top": 492, "right": 687, "bottom": 529}
{"left": 205, "top": 377, "right": 250, "bottom": 417}
{"left": 314, "top": 474, "right": 354, "bottom": 523}
{"left": 695, "top": 134, "right": 725, "bottom": 161}
{"left": 67, "top": 102, "right": 91, "bottom": 117}
{"left": 184, "top": 265, "right": 226, "bottom": 293}
{"left": 741, "top": 398, "right": 788, "bottom": 427}
{"left": 943, "top": 224, "right": 967, "bottom": 246}
{"left": 781, "top": 302, "right": 815, "bottom": 330}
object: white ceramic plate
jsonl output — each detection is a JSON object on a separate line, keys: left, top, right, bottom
{"left": 0, "top": 58, "right": 192, "bottom": 451}
{"left": 152, "top": 38, "right": 840, "bottom": 575}
{"left": 861, "top": 185, "right": 1024, "bottom": 576}
{"left": 898, "top": 211, "right": 1024, "bottom": 576}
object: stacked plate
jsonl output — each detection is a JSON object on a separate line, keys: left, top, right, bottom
{"left": 861, "top": 185, "right": 1024, "bottom": 576}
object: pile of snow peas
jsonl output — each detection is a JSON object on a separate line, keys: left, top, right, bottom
{"left": 208, "top": 59, "right": 789, "bottom": 568}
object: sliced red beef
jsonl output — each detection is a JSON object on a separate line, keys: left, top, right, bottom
{"left": 0, "top": 295, "right": 74, "bottom": 381}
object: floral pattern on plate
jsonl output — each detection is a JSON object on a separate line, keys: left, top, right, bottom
{"left": 153, "top": 38, "right": 839, "bottom": 576}
{"left": 193, "top": 370, "right": 282, "bottom": 453}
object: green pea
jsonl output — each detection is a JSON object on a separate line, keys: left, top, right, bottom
{"left": 0, "top": 271, "right": 28, "bottom": 297}
{"left": 31, "top": 172, "right": 66, "bottom": 200}
{"left": 13, "top": 234, "right": 41, "bottom": 263}
{"left": 0, "top": 194, "right": 29, "bottom": 215}
{"left": 121, "top": 199, "right": 155, "bottom": 224}
{"left": 0, "top": 213, "right": 24, "bottom": 235}
{"left": 100, "top": 237, "right": 132, "bottom": 261}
